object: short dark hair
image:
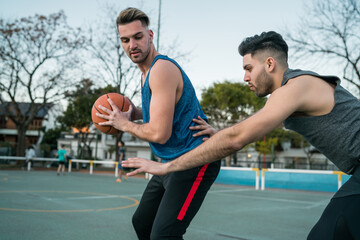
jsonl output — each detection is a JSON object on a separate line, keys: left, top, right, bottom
{"left": 116, "top": 7, "right": 150, "bottom": 28}
{"left": 238, "top": 31, "right": 288, "bottom": 65}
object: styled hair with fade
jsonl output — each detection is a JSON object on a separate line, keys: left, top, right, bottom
{"left": 116, "top": 7, "right": 150, "bottom": 28}
{"left": 238, "top": 31, "right": 288, "bottom": 66}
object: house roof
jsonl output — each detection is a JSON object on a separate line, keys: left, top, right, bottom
{"left": 0, "top": 102, "right": 52, "bottom": 118}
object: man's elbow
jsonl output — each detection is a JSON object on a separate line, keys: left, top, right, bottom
{"left": 152, "top": 131, "right": 171, "bottom": 144}
{"left": 226, "top": 129, "right": 247, "bottom": 152}
{"left": 228, "top": 138, "right": 244, "bottom": 152}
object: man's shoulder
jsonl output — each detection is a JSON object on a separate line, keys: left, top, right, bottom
{"left": 149, "top": 59, "right": 183, "bottom": 85}
{"left": 152, "top": 58, "right": 180, "bottom": 72}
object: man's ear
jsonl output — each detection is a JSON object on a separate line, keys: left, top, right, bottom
{"left": 149, "top": 29, "right": 154, "bottom": 40}
{"left": 266, "top": 57, "right": 276, "bottom": 72}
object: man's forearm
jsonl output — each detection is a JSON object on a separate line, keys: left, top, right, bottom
{"left": 123, "top": 120, "right": 166, "bottom": 143}
{"left": 167, "top": 126, "right": 244, "bottom": 172}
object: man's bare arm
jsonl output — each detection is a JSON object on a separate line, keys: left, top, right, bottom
{"left": 123, "top": 81, "right": 305, "bottom": 175}
{"left": 98, "top": 60, "right": 181, "bottom": 144}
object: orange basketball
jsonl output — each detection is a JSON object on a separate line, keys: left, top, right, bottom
{"left": 91, "top": 93, "right": 130, "bottom": 135}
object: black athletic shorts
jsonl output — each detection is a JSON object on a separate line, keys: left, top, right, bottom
{"left": 307, "top": 194, "right": 360, "bottom": 239}
{"left": 308, "top": 165, "right": 360, "bottom": 239}
{"left": 132, "top": 160, "right": 221, "bottom": 240}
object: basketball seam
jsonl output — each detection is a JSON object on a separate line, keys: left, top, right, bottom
{"left": 93, "top": 105, "right": 102, "bottom": 114}
{"left": 106, "top": 126, "right": 113, "bottom": 134}
{"left": 93, "top": 122, "right": 115, "bottom": 134}
{"left": 121, "top": 95, "right": 125, "bottom": 111}
{"left": 106, "top": 94, "right": 113, "bottom": 111}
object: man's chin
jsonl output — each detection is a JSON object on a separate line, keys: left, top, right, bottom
{"left": 131, "top": 57, "right": 144, "bottom": 64}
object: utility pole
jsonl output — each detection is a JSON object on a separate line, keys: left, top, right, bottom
{"left": 156, "top": 0, "right": 162, "bottom": 51}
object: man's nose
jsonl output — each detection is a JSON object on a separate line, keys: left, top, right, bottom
{"left": 243, "top": 73, "right": 250, "bottom": 83}
{"left": 129, "top": 39, "right": 137, "bottom": 50}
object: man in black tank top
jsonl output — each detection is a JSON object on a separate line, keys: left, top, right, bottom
{"left": 123, "top": 31, "right": 360, "bottom": 239}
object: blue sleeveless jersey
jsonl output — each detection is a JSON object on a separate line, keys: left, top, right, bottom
{"left": 141, "top": 55, "right": 208, "bottom": 160}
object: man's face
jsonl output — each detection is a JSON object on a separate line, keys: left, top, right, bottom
{"left": 118, "top": 20, "right": 153, "bottom": 64}
{"left": 242, "top": 54, "right": 273, "bottom": 97}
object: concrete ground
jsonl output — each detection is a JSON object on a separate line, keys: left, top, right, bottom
{"left": 0, "top": 170, "right": 332, "bottom": 240}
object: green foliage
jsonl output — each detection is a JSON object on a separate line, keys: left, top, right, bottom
{"left": 255, "top": 127, "right": 309, "bottom": 155}
{"left": 56, "top": 78, "right": 119, "bottom": 159}
{"left": 265, "top": 127, "right": 308, "bottom": 149}
{"left": 40, "top": 127, "right": 64, "bottom": 157}
{"left": 41, "top": 127, "right": 63, "bottom": 147}
{"left": 200, "top": 80, "right": 310, "bottom": 155}
{"left": 256, "top": 137, "right": 278, "bottom": 155}
{"left": 201, "top": 81, "right": 267, "bottom": 127}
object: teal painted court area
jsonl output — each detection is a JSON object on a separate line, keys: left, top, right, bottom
{"left": 216, "top": 167, "right": 350, "bottom": 192}
{"left": 0, "top": 170, "right": 334, "bottom": 240}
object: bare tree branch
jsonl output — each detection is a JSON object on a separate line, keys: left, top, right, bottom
{"left": 286, "top": 0, "right": 360, "bottom": 96}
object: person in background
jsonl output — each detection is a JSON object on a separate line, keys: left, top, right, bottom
{"left": 57, "top": 144, "right": 67, "bottom": 176}
{"left": 116, "top": 140, "right": 127, "bottom": 182}
{"left": 23, "top": 146, "right": 36, "bottom": 170}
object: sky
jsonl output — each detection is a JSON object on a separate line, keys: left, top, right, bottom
{"left": 1, "top": 0, "right": 324, "bottom": 98}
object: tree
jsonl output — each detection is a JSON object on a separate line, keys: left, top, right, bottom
{"left": 57, "top": 79, "right": 117, "bottom": 159}
{"left": 200, "top": 81, "right": 267, "bottom": 164}
{"left": 40, "top": 126, "right": 64, "bottom": 157}
{"left": 84, "top": 6, "right": 142, "bottom": 162}
{"left": 0, "top": 11, "right": 85, "bottom": 156}
{"left": 85, "top": 6, "right": 140, "bottom": 102}
{"left": 200, "top": 81, "right": 267, "bottom": 129}
{"left": 286, "top": 0, "right": 360, "bottom": 97}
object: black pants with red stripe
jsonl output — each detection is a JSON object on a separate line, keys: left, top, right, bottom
{"left": 132, "top": 160, "right": 220, "bottom": 240}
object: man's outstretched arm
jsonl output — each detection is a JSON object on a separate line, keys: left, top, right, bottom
{"left": 123, "top": 82, "right": 303, "bottom": 175}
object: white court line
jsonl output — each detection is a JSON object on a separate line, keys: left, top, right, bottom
{"left": 43, "top": 194, "right": 143, "bottom": 201}
{"left": 209, "top": 188, "right": 253, "bottom": 193}
{"left": 56, "top": 195, "right": 121, "bottom": 200}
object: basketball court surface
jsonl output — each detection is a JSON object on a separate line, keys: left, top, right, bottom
{"left": 0, "top": 170, "right": 333, "bottom": 240}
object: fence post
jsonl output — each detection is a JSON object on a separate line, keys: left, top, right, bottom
{"left": 90, "top": 161, "right": 93, "bottom": 175}
{"left": 261, "top": 169, "right": 268, "bottom": 191}
{"left": 115, "top": 162, "right": 119, "bottom": 177}
{"left": 333, "top": 171, "right": 343, "bottom": 190}
{"left": 68, "top": 160, "right": 72, "bottom": 173}
{"left": 27, "top": 161, "right": 31, "bottom": 171}
{"left": 253, "top": 168, "right": 259, "bottom": 190}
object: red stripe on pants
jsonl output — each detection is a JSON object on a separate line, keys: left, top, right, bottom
{"left": 177, "top": 164, "right": 209, "bottom": 221}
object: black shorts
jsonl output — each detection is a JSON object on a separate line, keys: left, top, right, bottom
{"left": 308, "top": 166, "right": 360, "bottom": 240}
{"left": 58, "top": 161, "right": 65, "bottom": 165}
{"left": 307, "top": 194, "right": 360, "bottom": 239}
{"left": 132, "top": 160, "right": 221, "bottom": 240}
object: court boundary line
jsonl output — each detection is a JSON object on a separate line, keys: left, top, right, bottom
{"left": 0, "top": 190, "right": 139, "bottom": 213}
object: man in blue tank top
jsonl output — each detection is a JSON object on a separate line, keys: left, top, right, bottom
{"left": 123, "top": 31, "right": 360, "bottom": 239}
{"left": 96, "top": 7, "right": 220, "bottom": 240}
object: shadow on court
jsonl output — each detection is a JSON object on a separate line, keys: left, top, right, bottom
{"left": 0, "top": 170, "right": 333, "bottom": 240}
